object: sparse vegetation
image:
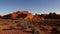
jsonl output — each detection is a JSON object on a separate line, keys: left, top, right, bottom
{"left": 0, "top": 11, "right": 60, "bottom": 34}
{"left": 9, "top": 26, "right": 15, "bottom": 30}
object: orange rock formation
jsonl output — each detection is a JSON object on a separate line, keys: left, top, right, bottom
{"left": 3, "top": 11, "right": 34, "bottom": 20}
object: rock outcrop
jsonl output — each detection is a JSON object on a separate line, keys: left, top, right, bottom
{"left": 32, "top": 14, "right": 44, "bottom": 22}
{"left": 2, "top": 11, "right": 33, "bottom": 20}
{"left": 2, "top": 11, "right": 45, "bottom": 22}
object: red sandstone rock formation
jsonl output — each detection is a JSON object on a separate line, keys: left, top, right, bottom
{"left": 2, "top": 11, "right": 45, "bottom": 22}
{"left": 3, "top": 11, "right": 33, "bottom": 20}
{"left": 32, "top": 14, "right": 44, "bottom": 22}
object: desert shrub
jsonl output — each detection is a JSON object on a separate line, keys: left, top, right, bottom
{"left": 9, "top": 26, "right": 15, "bottom": 30}
{"left": 3, "top": 20, "right": 9, "bottom": 25}
{"left": 31, "top": 20, "right": 37, "bottom": 25}
{"left": 31, "top": 28, "right": 39, "bottom": 34}
{"left": 50, "top": 28, "right": 60, "bottom": 34}
{"left": 21, "top": 26, "right": 27, "bottom": 30}
{"left": 31, "top": 28, "right": 36, "bottom": 33}
{"left": 15, "top": 21, "right": 19, "bottom": 23}
{"left": 28, "top": 26, "right": 32, "bottom": 28}
{"left": 16, "top": 23, "right": 22, "bottom": 27}
{"left": 13, "top": 20, "right": 20, "bottom": 23}
{"left": 0, "top": 26, "right": 3, "bottom": 30}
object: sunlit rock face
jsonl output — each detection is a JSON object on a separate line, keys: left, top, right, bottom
{"left": 2, "top": 11, "right": 33, "bottom": 20}
{"left": 32, "top": 14, "right": 44, "bottom": 22}
{"left": 24, "top": 13, "right": 34, "bottom": 20}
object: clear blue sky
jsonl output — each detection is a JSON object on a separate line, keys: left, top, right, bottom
{"left": 0, "top": 0, "right": 60, "bottom": 15}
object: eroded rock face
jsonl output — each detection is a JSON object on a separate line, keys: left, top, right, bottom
{"left": 2, "top": 11, "right": 44, "bottom": 22}
{"left": 3, "top": 11, "right": 33, "bottom": 20}
{"left": 32, "top": 15, "right": 44, "bottom": 22}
